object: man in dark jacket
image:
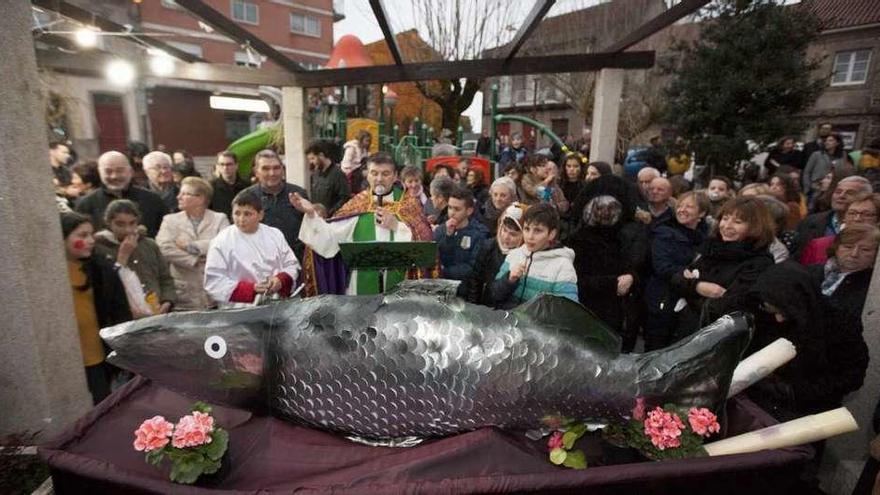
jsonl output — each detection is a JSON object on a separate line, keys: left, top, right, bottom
{"left": 802, "top": 122, "right": 833, "bottom": 160}
{"left": 306, "top": 140, "right": 350, "bottom": 216}
{"left": 434, "top": 187, "right": 488, "bottom": 281}
{"left": 209, "top": 151, "right": 250, "bottom": 221}
{"left": 242, "top": 149, "right": 309, "bottom": 259}
{"left": 76, "top": 151, "right": 168, "bottom": 237}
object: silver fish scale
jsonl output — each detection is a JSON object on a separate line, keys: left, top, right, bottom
{"left": 270, "top": 294, "right": 641, "bottom": 439}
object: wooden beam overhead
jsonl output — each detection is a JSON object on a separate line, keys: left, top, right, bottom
{"left": 294, "top": 51, "right": 655, "bottom": 88}
{"left": 602, "top": 0, "right": 710, "bottom": 53}
{"left": 31, "top": 0, "right": 205, "bottom": 63}
{"left": 172, "top": 0, "right": 305, "bottom": 73}
{"left": 369, "top": 0, "right": 403, "bottom": 66}
{"left": 503, "top": 0, "right": 556, "bottom": 65}
{"left": 36, "top": 48, "right": 297, "bottom": 87}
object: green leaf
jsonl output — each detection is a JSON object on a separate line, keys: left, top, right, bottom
{"left": 193, "top": 402, "right": 212, "bottom": 414}
{"left": 568, "top": 423, "right": 588, "bottom": 438}
{"left": 201, "top": 459, "right": 222, "bottom": 475}
{"left": 562, "top": 449, "right": 588, "bottom": 470}
{"left": 549, "top": 448, "right": 567, "bottom": 465}
{"left": 562, "top": 431, "right": 578, "bottom": 450}
{"left": 170, "top": 459, "right": 203, "bottom": 485}
{"left": 146, "top": 449, "right": 165, "bottom": 466}
{"left": 202, "top": 429, "right": 229, "bottom": 461}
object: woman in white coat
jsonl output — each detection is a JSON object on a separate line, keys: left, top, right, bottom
{"left": 157, "top": 176, "right": 229, "bottom": 310}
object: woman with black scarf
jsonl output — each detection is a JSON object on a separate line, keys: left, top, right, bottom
{"left": 669, "top": 196, "right": 775, "bottom": 341}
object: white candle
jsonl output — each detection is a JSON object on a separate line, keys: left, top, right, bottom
{"left": 704, "top": 407, "right": 858, "bottom": 456}
{"left": 728, "top": 338, "right": 797, "bottom": 398}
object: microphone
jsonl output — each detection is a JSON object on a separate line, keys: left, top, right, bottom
{"left": 374, "top": 184, "right": 386, "bottom": 208}
{"left": 374, "top": 184, "right": 386, "bottom": 224}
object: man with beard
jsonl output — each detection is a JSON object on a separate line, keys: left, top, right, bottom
{"left": 75, "top": 151, "right": 168, "bottom": 237}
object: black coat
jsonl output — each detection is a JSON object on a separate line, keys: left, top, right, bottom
{"left": 644, "top": 219, "right": 708, "bottom": 315}
{"left": 83, "top": 253, "right": 133, "bottom": 328}
{"left": 243, "top": 183, "right": 309, "bottom": 259}
{"left": 309, "top": 163, "right": 350, "bottom": 216}
{"left": 210, "top": 175, "right": 251, "bottom": 221}
{"left": 808, "top": 263, "right": 873, "bottom": 338}
{"left": 75, "top": 185, "right": 169, "bottom": 238}
{"left": 670, "top": 238, "right": 774, "bottom": 337}
{"left": 567, "top": 221, "right": 648, "bottom": 332}
{"left": 461, "top": 237, "right": 507, "bottom": 305}
{"left": 747, "top": 261, "right": 867, "bottom": 419}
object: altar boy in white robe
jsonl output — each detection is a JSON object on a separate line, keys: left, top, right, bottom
{"left": 205, "top": 190, "right": 300, "bottom": 306}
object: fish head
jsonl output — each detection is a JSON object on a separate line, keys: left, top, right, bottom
{"left": 101, "top": 309, "right": 273, "bottom": 410}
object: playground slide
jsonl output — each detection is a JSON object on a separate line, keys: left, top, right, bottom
{"left": 227, "top": 125, "right": 274, "bottom": 178}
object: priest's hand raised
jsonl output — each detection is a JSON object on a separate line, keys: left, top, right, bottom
{"left": 289, "top": 192, "right": 315, "bottom": 216}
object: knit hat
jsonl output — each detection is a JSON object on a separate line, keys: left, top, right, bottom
{"left": 501, "top": 202, "right": 527, "bottom": 231}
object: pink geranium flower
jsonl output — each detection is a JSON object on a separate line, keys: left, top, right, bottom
{"left": 644, "top": 407, "right": 685, "bottom": 450}
{"left": 632, "top": 397, "right": 646, "bottom": 421}
{"left": 547, "top": 431, "right": 564, "bottom": 451}
{"left": 688, "top": 408, "right": 720, "bottom": 437}
{"left": 133, "top": 416, "right": 174, "bottom": 452}
{"left": 172, "top": 412, "right": 214, "bottom": 449}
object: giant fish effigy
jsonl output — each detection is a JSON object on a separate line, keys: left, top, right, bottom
{"left": 101, "top": 280, "right": 752, "bottom": 441}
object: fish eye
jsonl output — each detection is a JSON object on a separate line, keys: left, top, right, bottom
{"left": 204, "top": 335, "right": 227, "bottom": 359}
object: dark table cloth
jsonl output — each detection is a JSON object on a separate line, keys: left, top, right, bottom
{"left": 40, "top": 376, "right": 813, "bottom": 494}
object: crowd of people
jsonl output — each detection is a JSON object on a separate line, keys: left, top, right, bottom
{"left": 49, "top": 130, "right": 879, "bottom": 490}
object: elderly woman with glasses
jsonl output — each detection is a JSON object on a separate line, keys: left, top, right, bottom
{"left": 799, "top": 191, "right": 880, "bottom": 265}
{"left": 156, "top": 176, "right": 230, "bottom": 310}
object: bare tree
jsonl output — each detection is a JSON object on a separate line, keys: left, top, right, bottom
{"left": 407, "top": 0, "right": 518, "bottom": 136}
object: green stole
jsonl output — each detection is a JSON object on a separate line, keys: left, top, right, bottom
{"left": 352, "top": 188, "right": 406, "bottom": 294}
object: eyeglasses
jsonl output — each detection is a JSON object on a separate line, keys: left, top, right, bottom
{"left": 845, "top": 209, "right": 877, "bottom": 219}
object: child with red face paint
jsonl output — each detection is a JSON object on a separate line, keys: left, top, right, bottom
{"left": 61, "top": 212, "right": 132, "bottom": 404}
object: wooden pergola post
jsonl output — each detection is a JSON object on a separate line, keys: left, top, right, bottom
{"left": 0, "top": 0, "right": 93, "bottom": 440}
{"left": 282, "top": 86, "right": 309, "bottom": 189}
{"left": 589, "top": 68, "right": 625, "bottom": 165}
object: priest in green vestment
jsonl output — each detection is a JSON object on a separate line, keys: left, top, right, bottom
{"left": 290, "top": 152, "right": 437, "bottom": 296}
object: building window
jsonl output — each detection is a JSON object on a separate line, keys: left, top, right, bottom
{"left": 231, "top": 0, "right": 259, "bottom": 25}
{"left": 234, "top": 51, "right": 263, "bottom": 68}
{"left": 225, "top": 113, "right": 253, "bottom": 142}
{"left": 512, "top": 76, "right": 527, "bottom": 104}
{"left": 167, "top": 41, "right": 203, "bottom": 58}
{"left": 291, "top": 13, "right": 321, "bottom": 37}
{"left": 831, "top": 50, "right": 871, "bottom": 86}
{"left": 551, "top": 119, "right": 569, "bottom": 138}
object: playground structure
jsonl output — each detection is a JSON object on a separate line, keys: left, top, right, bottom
{"left": 227, "top": 84, "right": 568, "bottom": 180}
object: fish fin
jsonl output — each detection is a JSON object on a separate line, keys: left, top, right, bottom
{"left": 638, "top": 312, "right": 753, "bottom": 411}
{"left": 514, "top": 295, "right": 622, "bottom": 356}
{"left": 388, "top": 279, "right": 462, "bottom": 300}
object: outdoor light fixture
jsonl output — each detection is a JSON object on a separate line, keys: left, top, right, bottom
{"left": 74, "top": 26, "right": 99, "bottom": 48}
{"left": 149, "top": 51, "right": 175, "bottom": 76}
{"left": 209, "top": 96, "right": 270, "bottom": 113}
{"left": 105, "top": 59, "right": 136, "bottom": 87}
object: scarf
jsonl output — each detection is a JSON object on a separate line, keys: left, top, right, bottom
{"left": 820, "top": 257, "right": 850, "bottom": 296}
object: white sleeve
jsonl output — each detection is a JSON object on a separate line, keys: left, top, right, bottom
{"left": 298, "top": 213, "right": 358, "bottom": 258}
{"left": 204, "top": 235, "right": 237, "bottom": 303}
{"left": 275, "top": 230, "right": 301, "bottom": 282}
